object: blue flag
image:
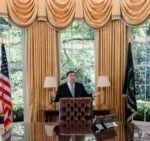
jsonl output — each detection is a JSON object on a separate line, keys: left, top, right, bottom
{"left": 123, "top": 42, "right": 137, "bottom": 122}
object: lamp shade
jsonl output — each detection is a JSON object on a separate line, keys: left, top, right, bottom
{"left": 44, "top": 76, "right": 57, "bottom": 88}
{"left": 97, "top": 76, "right": 110, "bottom": 87}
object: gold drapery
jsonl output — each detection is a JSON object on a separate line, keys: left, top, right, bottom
{"left": 46, "top": 0, "right": 76, "bottom": 29}
{"left": 82, "top": 0, "right": 112, "bottom": 28}
{"left": 96, "top": 20, "right": 127, "bottom": 121}
{"left": 27, "top": 21, "right": 59, "bottom": 122}
{"left": 120, "top": 0, "right": 150, "bottom": 25}
{"left": 6, "top": 0, "right": 38, "bottom": 27}
{"left": 1, "top": 0, "right": 150, "bottom": 27}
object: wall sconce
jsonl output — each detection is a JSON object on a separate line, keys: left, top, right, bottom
{"left": 97, "top": 75, "right": 110, "bottom": 108}
{"left": 44, "top": 76, "right": 57, "bottom": 109}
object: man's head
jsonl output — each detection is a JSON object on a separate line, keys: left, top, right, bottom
{"left": 66, "top": 71, "right": 76, "bottom": 84}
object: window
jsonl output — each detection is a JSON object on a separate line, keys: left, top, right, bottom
{"left": 0, "top": 18, "right": 24, "bottom": 122}
{"left": 131, "top": 20, "right": 150, "bottom": 121}
{"left": 59, "top": 20, "right": 95, "bottom": 94}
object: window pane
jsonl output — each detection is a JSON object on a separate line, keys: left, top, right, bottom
{"left": 131, "top": 20, "right": 150, "bottom": 121}
{"left": 134, "top": 67, "right": 145, "bottom": 84}
{"left": 0, "top": 18, "right": 24, "bottom": 122}
{"left": 135, "top": 100, "right": 145, "bottom": 121}
{"left": 135, "top": 85, "right": 145, "bottom": 100}
{"left": 146, "top": 85, "right": 150, "bottom": 99}
{"left": 146, "top": 102, "right": 150, "bottom": 121}
{"left": 59, "top": 20, "right": 95, "bottom": 94}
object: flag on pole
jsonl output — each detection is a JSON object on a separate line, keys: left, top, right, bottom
{"left": 0, "top": 43, "right": 12, "bottom": 131}
{"left": 123, "top": 42, "right": 137, "bottom": 122}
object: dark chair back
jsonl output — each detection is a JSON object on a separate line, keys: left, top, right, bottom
{"left": 59, "top": 97, "right": 93, "bottom": 123}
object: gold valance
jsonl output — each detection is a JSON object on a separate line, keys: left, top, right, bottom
{"left": 83, "top": 0, "right": 112, "bottom": 29}
{"left": 6, "top": 0, "right": 38, "bottom": 27}
{"left": 1, "top": 0, "right": 150, "bottom": 28}
{"left": 46, "top": 0, "right": 76, "bottom": 29}
{"left": 120, "top": 0, "right": 150, "bottom": 25}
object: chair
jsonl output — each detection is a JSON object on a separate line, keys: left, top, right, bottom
{"left": 59, "top": 97, "right": 93, "bottom": 123}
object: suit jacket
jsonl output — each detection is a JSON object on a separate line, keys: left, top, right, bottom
{"left": 53, "top": 82, "right": 91, "bottom": 102}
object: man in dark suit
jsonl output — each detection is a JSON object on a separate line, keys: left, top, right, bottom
{"left": 53, "top": 70, "right": 100, "bottom": 102}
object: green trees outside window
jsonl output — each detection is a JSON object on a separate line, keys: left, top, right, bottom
{"left": 131, "top": 20, "right": 150, "bottom": 121}
{"left": 59, "top": 20, "right": 95, "bottom": 94}
{"left": 0, "top": 18, "right": 24, "bottom": 122}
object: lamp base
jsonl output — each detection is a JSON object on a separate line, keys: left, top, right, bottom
{"left": 98, "top": 104, "right": 109, "bottom": 110}
{"left": 96, "top": 97, "right": 109, "bottom": 110}
{"left": 47, "top": 104, "right": 53, "bottom": 109}
{"left": 48, "top": 102, "right": 56, "bottom": 110}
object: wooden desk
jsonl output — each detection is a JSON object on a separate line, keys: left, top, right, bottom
{"left": 41, "top": 107, "right": 111, "bottom": 122}
{"left": 1, "top": 122, "right": 149, "bottom": 141}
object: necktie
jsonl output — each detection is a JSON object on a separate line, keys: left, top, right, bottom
{"left": 70, "top": 84, "right": 74, "bottom": 97}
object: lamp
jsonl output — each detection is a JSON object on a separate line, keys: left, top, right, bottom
{"left": 97, "top": 75, "right": 110, "bottom": 109}
{"left": 44, "top": 76, "right": 57, "bottom": 109}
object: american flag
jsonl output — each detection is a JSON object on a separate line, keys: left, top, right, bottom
{"left": 0, "top": 43, "right": 12, "bottom": 131}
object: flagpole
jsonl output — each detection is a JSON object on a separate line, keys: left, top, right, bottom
{"left": 0, "top": 43, "right": 5, "bottom": 130}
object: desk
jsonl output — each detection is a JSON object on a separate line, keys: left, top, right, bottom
{"left": 1, "top": 122, "right": 150, "bottom": 141}
{"left": 41, "top": 107, "right": 111, "bottom": 122}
